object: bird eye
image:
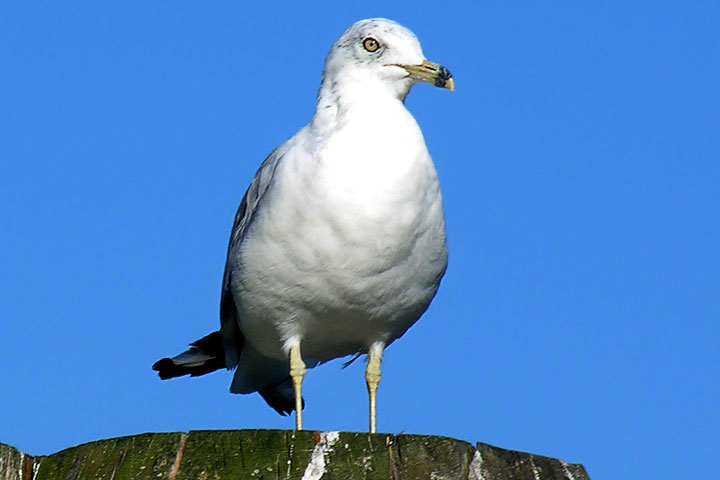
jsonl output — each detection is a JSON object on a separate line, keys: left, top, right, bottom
{"left": 362, "top": 37, "right": 380, "bottom": 53}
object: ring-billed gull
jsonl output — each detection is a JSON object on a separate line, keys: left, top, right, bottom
{"left": 153, "top": 18, "right": 453, "bottom": 433}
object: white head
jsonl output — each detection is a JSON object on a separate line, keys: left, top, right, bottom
{"left": 318, "top": 18, "right": 453, "bottom": 105}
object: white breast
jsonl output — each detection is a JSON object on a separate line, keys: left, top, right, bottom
{"left": 230, "top": 100, "right": 448, "bottom": 363}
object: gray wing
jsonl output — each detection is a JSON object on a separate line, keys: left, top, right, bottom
{"left": 219, "top": 146, "right": 286, "bottom": 368}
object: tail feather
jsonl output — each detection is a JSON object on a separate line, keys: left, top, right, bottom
{"left": 152, "top": 331, "right": 226, "bottom": 379}
{"left": 153, "top": 329, "right": 305, "bottom": 416}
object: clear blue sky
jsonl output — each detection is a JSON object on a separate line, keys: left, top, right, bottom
{"left": 1, "top": 2, "right": 718, "bottom": 479}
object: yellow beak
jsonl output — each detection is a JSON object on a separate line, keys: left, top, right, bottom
{"left": 398, "top": 60, "right": 454, "bottom": 91}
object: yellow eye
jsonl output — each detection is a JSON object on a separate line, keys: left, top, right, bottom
{"left": 362, "top": 37, "right": 380, "bottom": 53}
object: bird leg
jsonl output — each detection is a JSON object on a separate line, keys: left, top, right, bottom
{"left": 365, "top": 343, "right": 384, "bottom": 433}
{"left": 288, "top": 343, "right": 306, "bottom": 430}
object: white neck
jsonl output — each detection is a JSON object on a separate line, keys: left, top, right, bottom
{"left": 311, "top": 70, "right": 413, "bottom": 131}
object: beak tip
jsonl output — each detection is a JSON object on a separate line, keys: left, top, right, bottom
{"left": 445, "top": 77, "right": 455, "bottom": 91}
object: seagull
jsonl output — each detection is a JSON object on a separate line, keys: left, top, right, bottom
{"left": 153, "top": 18, "right": 453, "bottom": 433}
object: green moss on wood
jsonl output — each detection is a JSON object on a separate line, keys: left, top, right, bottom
{"left": 33, "top": 432, "right": 182, "bottom": 480}
{"left": 2, "top": 430, "right": 590, "bottom": 480}
{"left": 0, "top": 442, "right": 27, "bottom": 480}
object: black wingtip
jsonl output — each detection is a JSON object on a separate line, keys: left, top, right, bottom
{"left": 152, "top": 356, "right": 226, "bottom": 380}
{"left": 152, "top": 331, "right": 226, "bottom": 380}
{"left": 152, "top": 357, "right": 186, "bottom": 380}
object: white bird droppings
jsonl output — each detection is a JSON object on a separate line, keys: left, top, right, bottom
{"left": 301, "top": 431, "right": 340, "bottom": 480}
{"left": 468, "top": 449, "right": 486, "bottom": 480}
{"left": 561, "top": 460, "right": 577, "bottom": 480}
{"left": 530, "top": 457, "right": 541, "bottom": 480}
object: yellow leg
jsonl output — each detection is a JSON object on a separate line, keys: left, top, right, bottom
{"left": 289, "top": 343, "right": 306, "bottom": 430}
{"left": 365, "top": 344, "right": 383, "bottom": 433}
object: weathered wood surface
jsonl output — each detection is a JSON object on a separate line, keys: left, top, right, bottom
{"left": 1, "top": 430, "right": 589, "bottom": 480}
